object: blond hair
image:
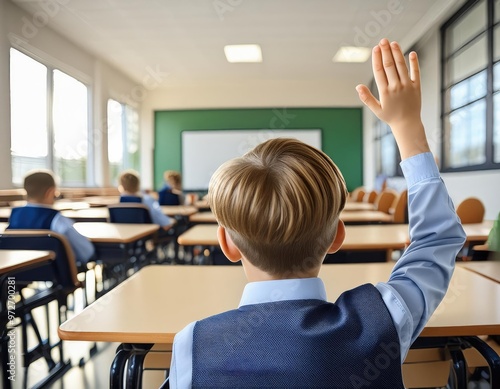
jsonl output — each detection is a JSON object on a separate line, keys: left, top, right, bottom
{"left": 24, "top": 170, "right": 56, "bottom": 201}
{"left": 208, "top": 138, "right": 347, "bottom": 276}
{"left": 119, "top": 170, "right": 140, "bottom": 193}
{"left": 164, "top": 170, "right": 182, "bottom": 190}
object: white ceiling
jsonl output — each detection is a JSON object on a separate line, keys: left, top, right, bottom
{"left": 11, "top": 0, "right": 462, "bottom": 87}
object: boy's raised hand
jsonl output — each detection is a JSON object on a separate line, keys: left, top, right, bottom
{"left": 356, "top": 39, "right": 430, "bottom": 160}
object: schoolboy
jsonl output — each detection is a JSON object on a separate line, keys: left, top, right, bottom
{"left": 158, "top": 170, "right": 184, "bottom": 206}
{"left": 8, "top": 170, "right": 95, "bottom": 264}
{"left": 118, "top": 169, "right": 175, "bottom": 228}
{"left": 169, "top": 39, "right": 466, "bottom": 387}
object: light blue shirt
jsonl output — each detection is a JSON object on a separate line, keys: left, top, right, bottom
{"left": 24, "top": 203, "right": 95, "bottom": 264}
{"left": 169, "top": 152, "right": 466, "bottom": 388}
{"left": 141, "top": 194, "right": 175, "bottom": 227}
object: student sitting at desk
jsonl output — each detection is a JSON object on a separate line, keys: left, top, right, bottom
{"left": 7, "top": 170, "right": 95, "bottom": 264}
{"left": 158, "top": 170, "right": 185, "bottom": 206}
{"left": 118, "top": 169, "right": 175, "bottom": 228}
{"left": 169, "top": 39, "right": 466, "bottom": 388}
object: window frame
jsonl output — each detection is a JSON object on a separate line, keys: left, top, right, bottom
{"left": 440, "top": 0, "right": 500, "bottom": 172}
{"left": 9, "top": 46, "right": 93, "bottom": 186}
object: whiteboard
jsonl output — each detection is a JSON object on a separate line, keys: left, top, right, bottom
{"left": 181, "top": 129, "right": 322, "bottom": 191}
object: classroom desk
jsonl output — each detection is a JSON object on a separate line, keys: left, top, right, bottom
{"left": 0, "top": 208, "right": 10, "bottom": 222}
{"left": 461, "top": 221, "right": 494, "bottom": 241}
{"left": 340, "top": 210, "right": 393, "bottom": 224}
{"left": 83, "top": 196, "right": 120, "bottom": 207}
{"left": 343, "top": 202, "right": 376, "bottom": 212}
{"left": 160, "top": 205, "right": 198, "bottom": 217}
{"left": 177, "top": 224, "right": 410, "bottom": 252}
{"left": 459, "top": 261, "right": 500, "bottom": 284}
{"left": 188, "top": 211, "right": 217, "bottom": 224}
{"left": 0, "top": 250, "right": 55, "bottom": 274}
{"left": 73, "top": 222, "right": 160, "bottom": 244}
{"left": 61, "top": 207, "right": 109, "bottom": 222}
{"left": 73, "top": 222, "right": 162, "bottom": 289}
{"left": 1, "top": 249, "right": 56, "bottom": 389}
{"left": 58, "top": 264, "right": 500, "bottom": 388}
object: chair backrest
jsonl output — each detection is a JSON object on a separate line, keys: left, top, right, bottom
{"left": 120, "top": 195, "right": 143, "bottom": 203}
{"left": 364, "top": 190, "right": 377, "bottom": 204}
{"left": 108, "top": 203, "right": 153, "bottom": 224}
{"left": 456, "top": 197, "right": 485, "bottom": 224}
{"left": 374, "top": 189, "right": 398, "bottom": 214}
{"left": 158, "top": 189, "right": 180, "bottom": 206}
{"left": 0, "top": 230, "right": 80, "bottom": 289}
{"left": 391, "top": 189, "right": 408, "bottom": 224}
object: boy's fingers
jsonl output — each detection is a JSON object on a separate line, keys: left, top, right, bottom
{"left": 356, "top": 85, "right": 381, "bottom": 115}
{"left": 379, "top": 39, "right": 400, "bottom": 85}
{"left": 409, "top": 51, "right": 420, "bottom": 85}
{"left": 390, "top": 41, "right": 410, "bottom": 84}
{"left": 372, "top": 45, "right": 388, "bottom": 91}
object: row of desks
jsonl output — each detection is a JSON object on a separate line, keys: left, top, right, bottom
{"left": 0, "top": 221, "right": 493, "bottom": 254}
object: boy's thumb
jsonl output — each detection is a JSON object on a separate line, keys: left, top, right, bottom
{"left": 356, "top": 85, "right": 380, "bottom": 115}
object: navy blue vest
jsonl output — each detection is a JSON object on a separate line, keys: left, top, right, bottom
{"left": 8, "top": 206, "right": 59, "bottom": 230}
{"left": 120, "top": 195, "right": 143, "bottom": 203}
{"left": 192, "top": 284, "right": 403, "bottom": 388}
{"left": 158, "top": 187, "right": 180, "bottom": 206}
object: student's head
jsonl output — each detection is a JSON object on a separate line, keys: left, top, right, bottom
{"left": 119, "top": 170, "right": 140, "bottom": 194}
{"left": 24, "top": 170, "right": 57, "bottom": 204}
{"left": 164, "top": 170, "right": 182, "bottom": 190}
{"left": 208, "top": 138, "right": 347, "bottom": 278}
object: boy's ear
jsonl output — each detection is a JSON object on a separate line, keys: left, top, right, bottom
{"left": 217, "top": 226, "right": 242, "bottom": 263}
{"left": 327, "top": 220, "right": 345, "bottom": 254}
{"left": 44, "top": 187, "right": 57, "bottom": 203}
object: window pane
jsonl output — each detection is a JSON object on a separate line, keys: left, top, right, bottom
{"left": 495, "top": 25, "right": 500, "bottom": 61}
{"left": 108, "top": 99, "right": 124, "bottom": 185}
{"left": 10, "top": 49, "right": 48, "bottom": 184}
{"left": 446, "top": 100, "right": 487, "bottom": 168}
{"left": 447, "top": 0, "right": 486, "bottom": 54}
{"left": 496, "top": 0, "right": 500, "bottom": 22}
{"left": 380, "top": 133, "right": 396, "bottom": 176}
{"left": 494, "top": 61, "right": 500, "bottom": 91}
{"left": 494, "top": 93, "right": 500, "bottom": 162}
{"left": 124, "top": 106, "right": 140, "bottom": 171}
{"left": 53, "top": 70, "right": 88, "bottom": 186}
{"left": 448, "top": 70, "right": 487, "bottom": 111}
{"left": 448, "top": 34, "right": 487, "bottom": 84}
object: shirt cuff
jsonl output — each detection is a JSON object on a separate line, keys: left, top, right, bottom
{"left": 400, "top": 152, "right": 439, "bottom": 188}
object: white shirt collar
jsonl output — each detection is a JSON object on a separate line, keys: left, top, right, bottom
{"left": 238, "top": 277, "right": 327, "bottom": 308}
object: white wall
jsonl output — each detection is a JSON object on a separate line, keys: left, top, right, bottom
{"left": 0, "top": 0, "right": 139, "bottom": 187}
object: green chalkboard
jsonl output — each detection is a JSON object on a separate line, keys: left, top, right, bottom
{"left": 154, "top": 108, "right": 362, "bottom": 192}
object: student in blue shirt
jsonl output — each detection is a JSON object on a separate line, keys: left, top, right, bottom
{"left": 118, "top": 169, "right": 175, "bottom": 228}
{"left": 169, "top": 39, "right": 466, "bottom": 388}
{"left": 8, "top": 170, "right": 95, "bottom": 265}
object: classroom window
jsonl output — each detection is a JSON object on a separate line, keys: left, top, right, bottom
{"left": 441, "top": 0, "right": 500, "bottom": 171}
{"left": 107, "top": 99, "right": 140, "bottom": 185}
{"left": 10, "top": 48, "right": 90, "bottom": 185}
{"left": 373, "top": 120, "right": 402, "bottom": 179}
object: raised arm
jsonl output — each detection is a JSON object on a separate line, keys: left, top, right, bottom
{"left": 357, "top": 39, "right": 466, "bottom": 360}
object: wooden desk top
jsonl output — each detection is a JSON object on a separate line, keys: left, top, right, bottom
{"left": 58, "top": 264, "right": 500, "bottom": 343}
{"left": 462, "top": 221, "right": 493, "bottom": 241}
{"left": 0, "top": 250, "right": 54, "bottom": 275}
{"left": 73, "top": 222, "right": 160, "bottom": 243}
{"left": 194, "top": 199, "right": 210, "bottom": 209}
{"left": 459, "top": 261, "right": 500, "bottom": 284}
{"left": 343, "top": 202, "right": 376, "bottom": 212}
{"left": 61, "top": 208, "right": 109, "bottom": 221}
{"left": 0, "top": 207, "right": 10, "bottom": 221}
{"left": 83, "top": 196, "right": 120, "bottom": 207}
{"left": 178, "top": 224, "right": 410, "bottom": 250}
{"left": 189, "top": 211, "right": 217, "bottom": 224}
{"left": 161, "top": 205, "right": 198, "bottom": 217}
{"left": 340, "top": 210, "right": 393, "bottom": 224}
